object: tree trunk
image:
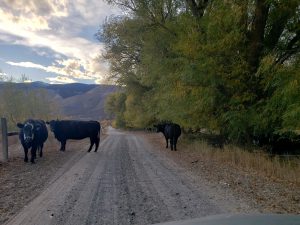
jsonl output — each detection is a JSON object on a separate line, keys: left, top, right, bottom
{"left": 247, "top": 0, "right": 270, "bottom": 74}
{"left": 185, "top": 0, "right": 209, "bottom": 18}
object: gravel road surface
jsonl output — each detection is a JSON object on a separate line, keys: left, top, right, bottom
{"left": 4, "top": 127, "right": 253, "bottom": 225}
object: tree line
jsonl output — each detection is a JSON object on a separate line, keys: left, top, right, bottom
{"left": 0, "top": 74, "right": 55, "bottom": 130}
{"left": 101, "top": 0, "right": 300, "bottom": 148}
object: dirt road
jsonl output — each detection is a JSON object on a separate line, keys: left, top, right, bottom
{"left": 4, "top": 127, "right": 253, "bottom": 225}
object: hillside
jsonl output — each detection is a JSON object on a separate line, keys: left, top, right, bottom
{"left": 0, "top": 82, "right": 119, "bottom": 120}
{"left": 59, "top": 85, "right": 118, "bottom": 120}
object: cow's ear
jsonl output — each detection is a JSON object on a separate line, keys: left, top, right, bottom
{"left": 17, "top": 123, "right": 24, "bottom": 128}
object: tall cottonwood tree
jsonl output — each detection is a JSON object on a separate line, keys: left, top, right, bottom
{"left": 100, "top": 0, "right": 300, "bottom": 146}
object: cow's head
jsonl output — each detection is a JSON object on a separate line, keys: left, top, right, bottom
{"left": 17, "top": 122, "right": 35, "bottom": 143}
{"left": 153, "top": 124, "right": 166, "bottom": 133}
{"left": 46, "top": 120, "right": 57, "bottom": 132}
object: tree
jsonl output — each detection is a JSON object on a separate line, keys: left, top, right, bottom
{"left": 105, "top": 92, "right": 127, "bottom": 127}
{"left": 100, "top": 0, "right": 300, "bottom": 148}
{"left": 0, "top": 75, "right": 55, "bottom": 129}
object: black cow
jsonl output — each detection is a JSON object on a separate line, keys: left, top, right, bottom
{"left": 154, "top": 123, "right": 181, "bottom": 151}
{"left": 17, "top": 119, "right": 48, "bottom": 163}
{"left": 46, "top": 120, "right": 101, "bottom": 152}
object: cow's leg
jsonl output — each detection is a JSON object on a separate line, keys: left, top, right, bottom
{"left": 39, "top": 144, "right": 43, "bottom": 157}
{"left": 163, "top": 134, "right": 169, "bottom": 148}
{"left": 174, "top": 137, "right": 178, "bottom": 151}
{"left": 60, "top": 140, "right": 66, "bottom": 151}
{"left": 165, "top": 137, "right": 169, "bottom": 148}
{"left": 24, "top": 147, "right": 29, "bottom": 162}
{"left": 31, "top": 146, "right": 37, "bottom": 163}
{"left": 170, "top": 137, "right": 174, "bottom": 151}
{"left": 87, "top": 138, "right": 94, "bottom": 152}
{"left": 94, "top": 137, "right": 100, "bottom": 152}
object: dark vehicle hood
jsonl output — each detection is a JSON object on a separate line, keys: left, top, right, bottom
{"left": 153, "top": 214, "right": 300, "bottom": 225}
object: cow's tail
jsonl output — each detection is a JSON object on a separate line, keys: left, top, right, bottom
{"left": 97, "top": 124, "right": 101, "bottom": 139}
{"left": 95, "top": 124, "right": 101, "bottom": 152}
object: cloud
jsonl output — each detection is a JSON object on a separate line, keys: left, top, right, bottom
{"left": 6, "top": 58, "right": 108, "bottom": 82}
{"left": 6, "top": 61, "right": 48, "bottom": 70}
{"left": 0, "top": 71, "right": 8, "bottom": 77}
{"left": 0, "top": 0, "right": 121, "bottom": 83}
{"left": 69, "top": 0, "right": 120, "bottom": 26}
{"left": 0, "top": 33, "right": 18, "bottom": 42}
{"left": 46, "top": 76, "right": 76, "bottom": 84}
{"left": 0, "top": 0, "right": 68, "bottom": 19}
{"left": 0, "top": 71, "right": 11, "bottom": 81}
{"left": 0, "top": 8, "right": 50, "bottom": 31}
{"left": 0, "top": 0, "right": 68, "bottom": 32}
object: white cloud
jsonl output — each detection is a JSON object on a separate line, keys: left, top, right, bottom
{"left": 70, "top": 0, "right": 120, "bottom": 26}
{"left": 0, "top": 0, "right": 121, "bottom": 83}
{"left": 6, "top": 59, "right": 107, "bottom": 81}
{"left": 0, "top": 71, "right": 8, "bottom": 77}
{"left": 0, "top": 0, "right": 69, "bottom": 32}
{"left": 0, "top": 71, "right": 10, "bottom": 81}
{"left": 0, "top": 9, "right": 50, "bottom": 31}
{"left": 6, "top": 61, "right": 47, "bottom": 70}
{"left": 0, "top": 0, "right": 68, "bottom": 19}
{"left": 46, "top": 76, "right": 76, "bottom": 84}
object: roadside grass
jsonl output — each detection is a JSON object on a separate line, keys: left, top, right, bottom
{"left": 181, "top": 138, "right": 300, "bottom": 184}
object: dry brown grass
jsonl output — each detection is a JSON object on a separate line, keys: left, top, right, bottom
{"left": 184, "top": 140, "right": 300, "bottom": 184}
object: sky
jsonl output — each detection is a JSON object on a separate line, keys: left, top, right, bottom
{"left": 0, "top": 0, "right": 121, "bottom": 84}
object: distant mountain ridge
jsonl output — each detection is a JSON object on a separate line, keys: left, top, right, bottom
{"left": 0, "top": 82, "right": 119, "bottom": 120}
{"left": 2, "top": 82, "right": 99, "bottom": 98}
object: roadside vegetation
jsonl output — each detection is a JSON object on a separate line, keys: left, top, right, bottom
{"left": 101, "top": 0, "right": 300, "bottom": 153}
{"left": 182, "top": 138, "right": 300, "bottom": 184}
{"left": 0, "top": 74, "right": 55, "bottom": 130}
